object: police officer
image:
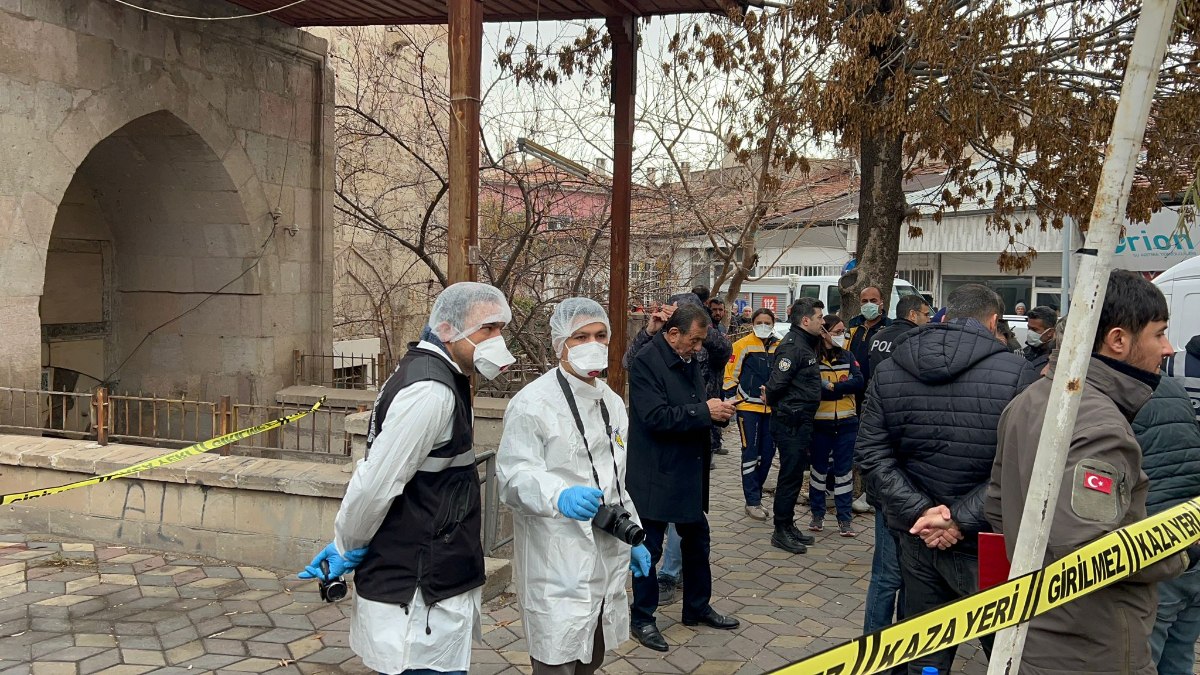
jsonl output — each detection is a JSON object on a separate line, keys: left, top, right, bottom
{"left": 867, "top": 295, "right": 931, "bottom": 375}
{"left": 299, "top": 282, "right": 514, "bottom": 675}
{"left": 763, "top": 297, "right": 823, "bottom": 554}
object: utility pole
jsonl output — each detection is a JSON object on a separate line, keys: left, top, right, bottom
{"left": 987, "top": 2, "right": 1178, "bottom": 673}
{"left": 447, "top": 0, "right": 482, "bottom": 284}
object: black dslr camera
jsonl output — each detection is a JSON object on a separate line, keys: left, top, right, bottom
{"left": 593, "top": 504, "right": 646, "bottom": 546}
{"left": 318, "top": 559, "right": 348, "bottom": 603}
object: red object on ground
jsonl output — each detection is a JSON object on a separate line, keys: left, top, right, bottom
{"left": 978, "top": 532, "right": 1011, "bottom": 590}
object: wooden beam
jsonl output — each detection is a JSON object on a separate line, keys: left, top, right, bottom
{"left": 607, "top": 15, "right": 636, "bottom": 397}
{"left": 448, "top": 0, "right": 483, "bottom": 284}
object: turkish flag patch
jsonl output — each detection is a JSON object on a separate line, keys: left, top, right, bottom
{"left": 1083, "top": 471, "right": 1113, "bottom": 494}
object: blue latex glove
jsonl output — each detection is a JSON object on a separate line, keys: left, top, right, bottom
{"left": 557, "top": 486, "right": 603, "bottom": 521}
{"left": 298, "top": 542, "right": 368, "bottom": 581}
{"left": 630, "top": 544, "right": 651, "bottom": 578}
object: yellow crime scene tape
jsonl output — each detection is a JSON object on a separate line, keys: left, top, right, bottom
{"left": 772, "top": 497, "right": 1200, "bottom": 675}
{"left": 1, "top": 397, "right": 325, "bottom": 506}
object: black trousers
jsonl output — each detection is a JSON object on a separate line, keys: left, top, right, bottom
{"left": 771, "top": 416, "right": 813, "bottom": 528}
{"left": 898, "top": 535, "right": 993, "bottom": 674}
{"left": 630, "top": 517, "right": 713, "bottom": 627}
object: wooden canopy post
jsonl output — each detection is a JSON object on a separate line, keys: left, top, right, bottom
{"left": 448, "top": 0, "right": 482, "bottom": 284}
{"left": 607, "top": 15, "right": 636, "bottom": 397}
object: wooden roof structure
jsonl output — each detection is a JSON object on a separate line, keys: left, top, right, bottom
{"left": 225, "top": 0, "right": 746, "bottom": 24}
{"left": 225, "top": 0, "right": 757, "bottom": 393}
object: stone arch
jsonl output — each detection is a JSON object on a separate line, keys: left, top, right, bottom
{"left": 50, "top": 82, "right": 275, "bottom": 259}
{"left": 41, "top": 107, "right": 271, "bottom": 400}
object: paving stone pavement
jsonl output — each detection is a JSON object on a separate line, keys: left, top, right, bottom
{"left": 0, "top": 428, "right": 994, "bottom": 675}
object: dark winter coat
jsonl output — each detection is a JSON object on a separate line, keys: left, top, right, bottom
{"left": 856, "top": 319, "right": 1039, "bottom": 546}
{"left": 626, "top": 332, "right": 714, "bottom": 523}
{"left": 866, "top": 318, "right": 920, "bottom": 375}
{"left": 987, "top": 356, "right": 1187, "bottom": 675}
{"left": 763, "top": 324, "right": 823, "bottom": 427}
{"left": 623, "top": 293, "right": 731, "bottom": 400}
{"left": 847, "top": 314, "right": 891, "bottom": 387}
{"left": 1133, "top": 375, "right": 1200, "bottom": 515}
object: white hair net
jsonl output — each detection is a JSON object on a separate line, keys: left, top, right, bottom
{"left": 428, "top": 282, "right": 513, "bottom": 342}
{"left": 550, "top": 298, "right": 611, "bottom": 355}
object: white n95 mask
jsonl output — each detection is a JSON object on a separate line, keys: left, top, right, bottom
{"left": 567, "top": 342, "right": 609, "bottom": 377}
{"left": 753, "top": 324, "right": 774, "bottom": 340}
{"left": 470, "top": 335, "right": 515, "bottom": 380}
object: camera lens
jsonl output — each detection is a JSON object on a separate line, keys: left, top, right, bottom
{"left": 322, "top": 579, "right": 348, "bottom": 603}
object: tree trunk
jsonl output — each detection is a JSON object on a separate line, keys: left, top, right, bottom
{"left": 840, "top": 131, "right": 906, "bottom": 321}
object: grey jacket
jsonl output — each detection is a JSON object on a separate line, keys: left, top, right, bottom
{"left": 987, "top": 356, "right": 1188, "bottom": 675}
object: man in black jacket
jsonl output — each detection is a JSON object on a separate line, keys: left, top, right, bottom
{"left": 1022, "top": 305, "right": 1057, "bottom": 371}
{"left": 627, "top": 304, "right": 740, "bottom": 652}
{"left": 867, "top": 294, "right": 930, "bottom": 375}
{"left": 856, "top": 284, "right": 1037, "bottom": 673}
{"left": 764, "top": 297, "right": 824, "bottom": 554}
{"left": 1133, "top": 372, "right": 1200, "bottom": 675}
{"left": 860, "top": 293, "right": 928, "bottom": 641}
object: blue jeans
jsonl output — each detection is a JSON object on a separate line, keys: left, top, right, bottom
{"left": 864, "top": 510, "right": 904, "bottom": 634}
{"left": 808, "top": 421, "right": 856, "bottom": 522}
{"left": 737, "top": 411, "right": 776, "bottom": 506}
{"left": 660, "top": 523, "right": 682, "bottom": 581}
{"left": 1151, "top": 566, "right": 1200, "bottom": 675}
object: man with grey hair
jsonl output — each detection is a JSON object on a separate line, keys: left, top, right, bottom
{"left": 856, "top": 283, "right": 1038, "bottom": 674}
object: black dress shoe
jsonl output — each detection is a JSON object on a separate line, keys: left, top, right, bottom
{"left": 788, "top": 523, "right": 816, "bottom": 546}
{"left": 682, "top": 609, "right": 740, "bottom": 630}
{"left": 771, "top": 528, "right": 808, "bottom": 554}
{"left": 631, "top": 622, "right": 669, "bottom": 652}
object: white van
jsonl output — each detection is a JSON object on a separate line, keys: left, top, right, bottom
{"left": 740, "top": 274, "right": 923, "bottom": 320}
{"left": 1153, "top": 257, "right": 1200, "bottom": 349}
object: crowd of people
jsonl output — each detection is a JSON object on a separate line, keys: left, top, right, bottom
{"left": 295, "top": 272, "right": 1200, "bottom": 675}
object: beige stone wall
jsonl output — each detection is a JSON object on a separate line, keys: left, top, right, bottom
{"left": 0, "top": 0, "right": 335, "bottom": 403}
{"left": 308, "top": 26, "right": 448, "bottom": 357}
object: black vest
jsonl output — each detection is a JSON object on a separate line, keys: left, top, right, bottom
{"left": 353, "top": 345, "right": 485, "bottom": 605}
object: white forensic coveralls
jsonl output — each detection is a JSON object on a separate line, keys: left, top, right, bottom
{"left": 497, "top": 365, "right": 640, "bottom": 666}
{"left": 335, "top": 340, "right": 481, "bottom": 674}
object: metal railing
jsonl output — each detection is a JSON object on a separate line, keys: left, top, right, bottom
{"left": 294, "top": 350, "right": 394, "bottom": 390}
{"left": 0, "top": 386, "right": 95, "bottom": 439}
{"left": 476, "top": 449, "right": 513, "bottom": 556}
{"left": 107, "top": 394, "right": 220, "bottom": 447}
{"left": 232, "top": 402, "right": 351, "bottom": 458}
{"left": 0, "top": 386, "right": 355, "bottom": 462}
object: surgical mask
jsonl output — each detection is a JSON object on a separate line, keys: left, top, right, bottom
{"left": 860, "top": 302, "right": 881, "bottom": 321}
{"left": 831, "top": 335, "right": 846, "bottom": 349}
{"left": 567, "top": 341, "right": 609, "bottom": 378}
{"left": 468, "top": 335, "right": 515, "bottom": 380}
{"left": 753, "top": 324, "right": 774, "bottom": 340}
{"left": 1027, "top": 331, "right": 1044, "bottom": 348}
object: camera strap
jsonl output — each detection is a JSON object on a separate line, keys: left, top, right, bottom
{"left": 556, "top": 369, "right": 626, "bottom": 506}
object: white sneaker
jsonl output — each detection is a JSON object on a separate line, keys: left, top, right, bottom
{"left": 852, "top": 495, "right": 874, "bottom": 514}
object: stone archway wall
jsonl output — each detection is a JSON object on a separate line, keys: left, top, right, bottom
{"left": 0, "top": 0, "right": 334, "bottom": 402}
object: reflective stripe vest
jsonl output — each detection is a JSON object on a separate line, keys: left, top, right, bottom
{"left": 353, "top": 346, "right": 486, "bottom": 606}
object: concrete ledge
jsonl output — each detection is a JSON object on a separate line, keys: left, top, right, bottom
{"left": 0, "top": 436, "right": 349, "bottom": 498}
{"left": 276, "top": 385, "right": 376, "bottom": 410}
{"left": 0, "top": 434, "right": 510, "bottom": 599}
